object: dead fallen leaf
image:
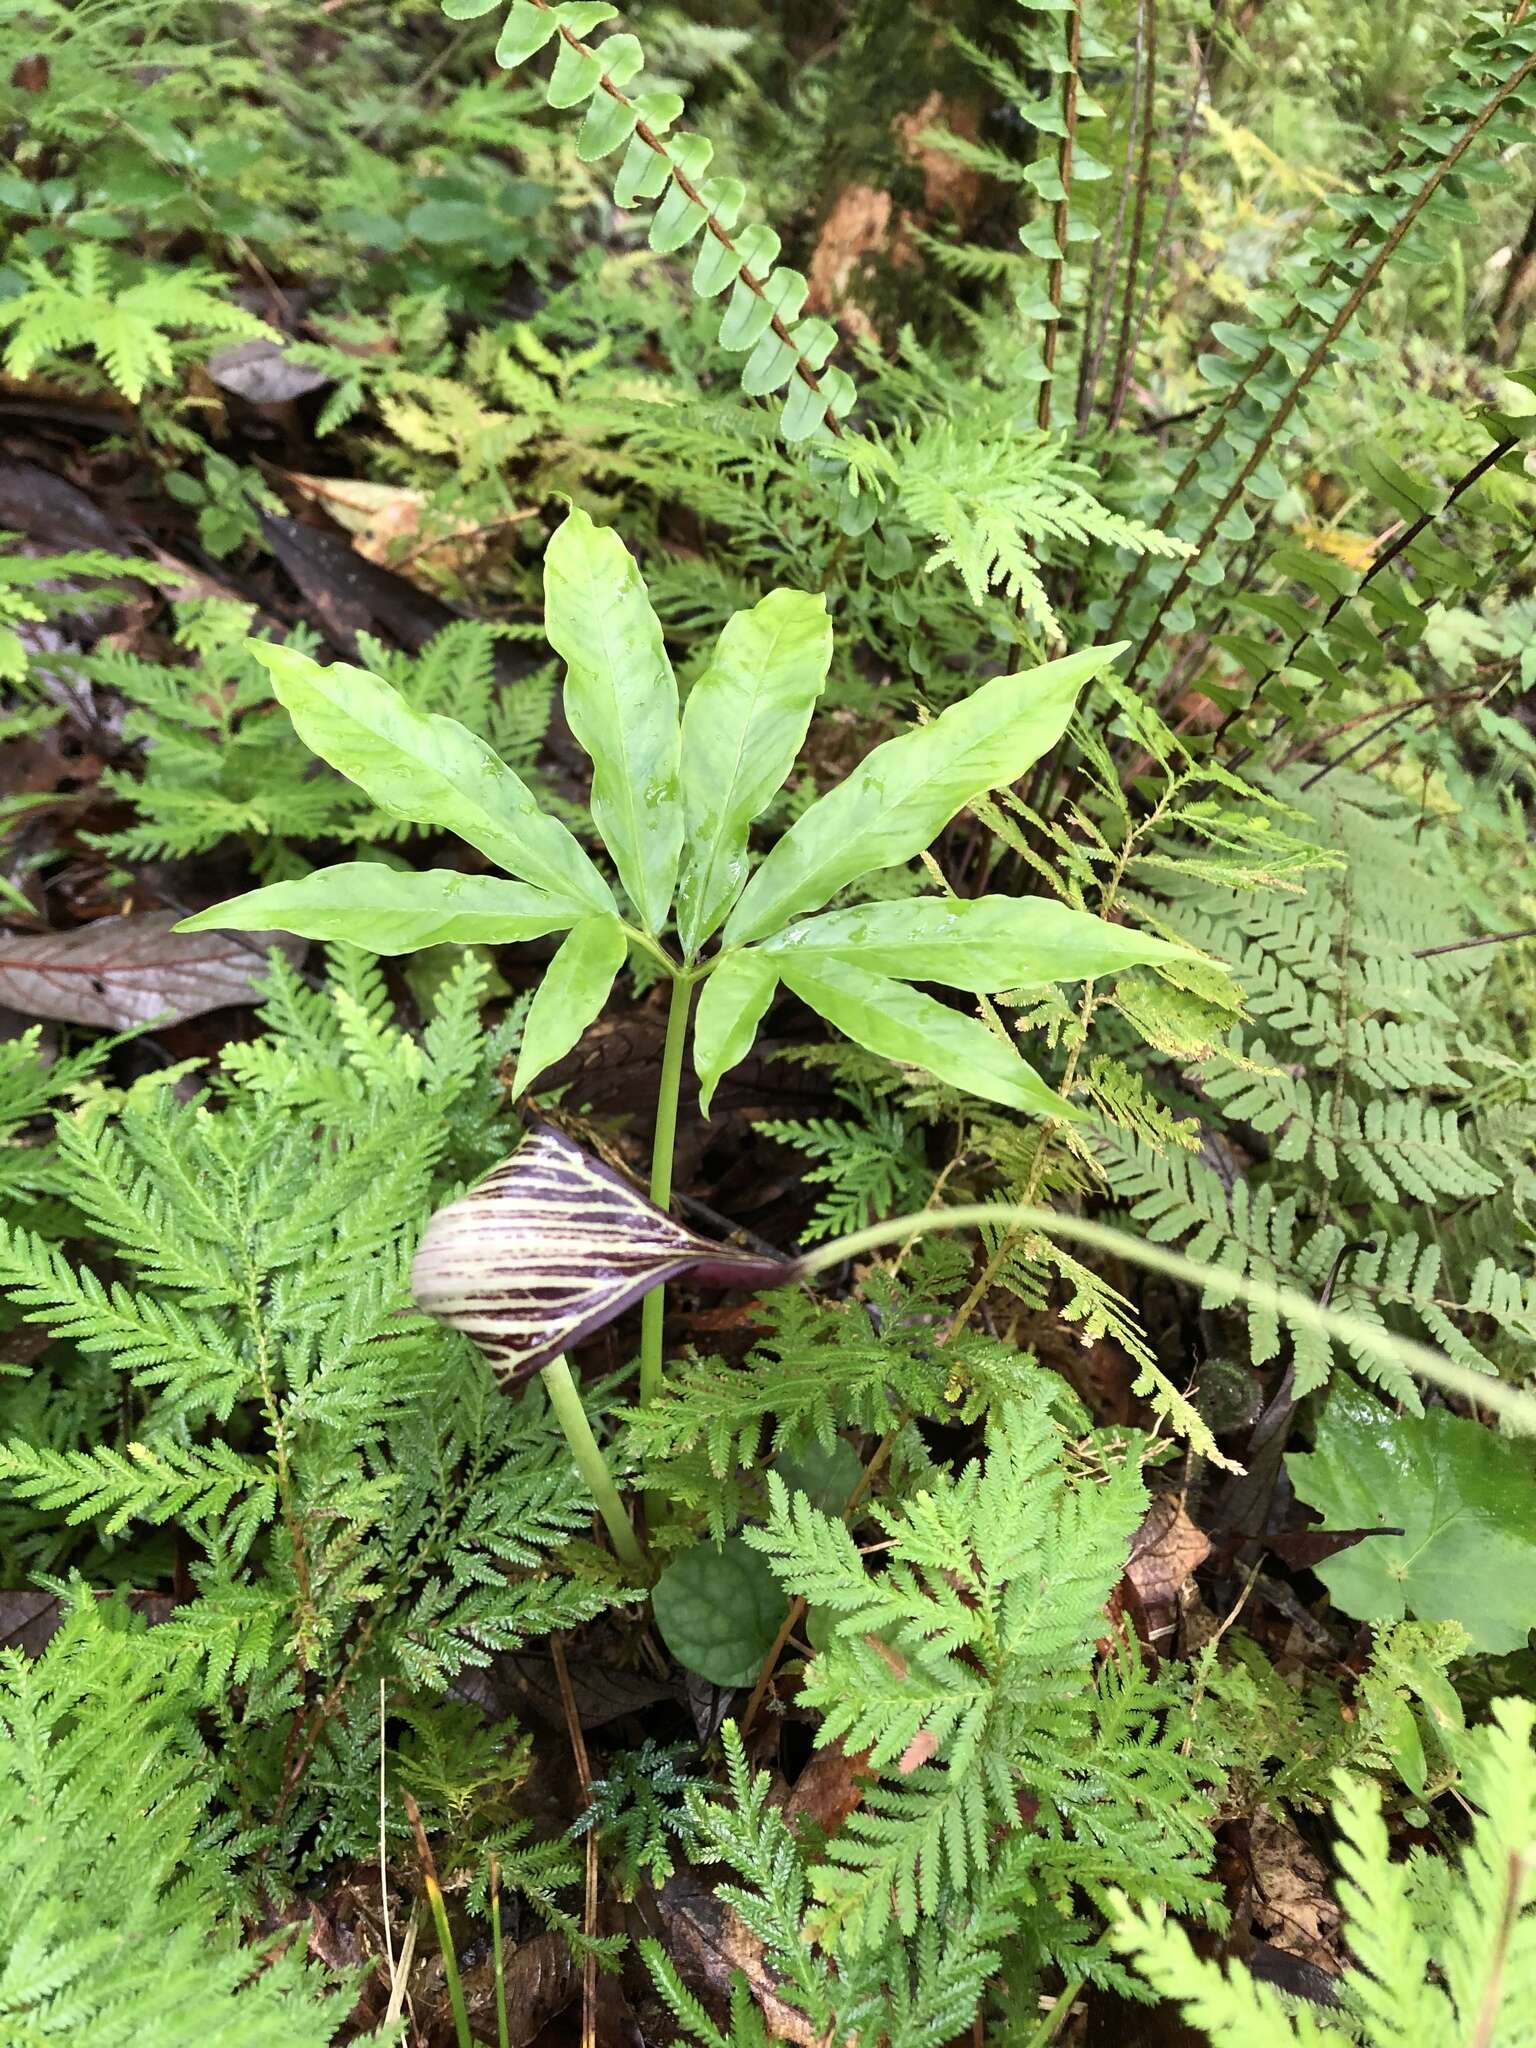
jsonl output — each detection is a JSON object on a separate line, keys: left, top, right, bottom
{"left": 1267, "top": 1523, "right": 1403, "bottom": 1571}
{"left": 0, "top": 913, "right": 304, "bottom": 1029}
{"left": 1247, "top": 1809, "right": 1341, "bottom": 1972}
{"left": 459, "top": 1929, "right": 576, "bottom": 2048}
{"left": 781, "top": 1740, "right": 873, "bottom": 1838}
{"left": 897, "top": 1729, "right": 938, "bottom": 1775}
{"left": 283, "top": 472, "right": 534, "bottom": 577}
{"left": 1126, "top": 1496, "right": 1211, "bottom": 1614}
{"left": 284, "top": 474, "right": 431, "bottom": 562}
{"left": 893, "top": 90, "right": 982, "bottom": 221}
{"left": 1294, "top": 523, "right": 1377, "bottom": 572}
{"left": 207, "top": 339, "right": 332, "bottom": 405}
{"left": 0, "top": 1587, "right": 173, "bottom": 1656}
{"left": 658, "top": 1869, "right": 823, "bottom": 2048}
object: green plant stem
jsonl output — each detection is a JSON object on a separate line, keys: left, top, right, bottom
{"left": 540, "top": 1355, "right": 647, "bottom": 1573}
{"left": 638, "top": 972, "right": 693, "bottom": 1405}
{"left": 798, "top": 1203, "right": 1536, "bottom": 1433}
{"left": 403, "top": 1790, "right": 472, "bottom": 2048}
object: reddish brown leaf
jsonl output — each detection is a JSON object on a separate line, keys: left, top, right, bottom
{"left": 898, "top": 1729, "right": 939, "bottom": 1775}
{"left": 1267, "top": 1524, "right": 1403, "bottom": 1570}
{"left": 0, "top": 912, "right": 303, "bottom": 1028}
{"left": 783, "top": 1740, "right": 873, "bottom": 1837}
{"left": 1126, "top": 1496, "right": 1212, "bottom": 1610}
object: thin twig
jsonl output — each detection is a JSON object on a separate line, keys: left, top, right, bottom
{"left": 1413, "top": 925, "right": 1536, "bottom": 960}
{"left": 551, "top": 1635, "right": 598, "bottom": 2048}
{"left": 1077, "top": 27, "right": 1143, "bottom": 430}
{"left": 1241, "top": 435, "right": 1515, "bottom": 750}
{"left": 378, "top": 1678, "right": 396, "bottom": 1988}
{"left": 1118, "top": 2, "right": 1224, "bottom": 410}
{"left": 1106, "top": 0, "right": 1158, "bottom": 430}
{"left": 1468, "top": 1851, "right": 1526, "bottom": 2048}
{"left": 739, "top": 1413, "right": 907, "bottom": 1739}
{"left": 1103, "top": 69, "right": 1498, "bottom": 639}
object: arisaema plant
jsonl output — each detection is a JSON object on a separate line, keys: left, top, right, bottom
{"left": 181, "top": 508, "right": 1200, "bottom": 1561}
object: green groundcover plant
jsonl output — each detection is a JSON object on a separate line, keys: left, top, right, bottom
{"left": 182, "top": 507, "right": 1192, "bottom": 1392}
{"left": 4, "top": 0, "right": 1536, "bottom": 2040}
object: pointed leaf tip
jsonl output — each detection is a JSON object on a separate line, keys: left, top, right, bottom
{"left": 411, "top": 1124, "right": 794, "bottom": 1382}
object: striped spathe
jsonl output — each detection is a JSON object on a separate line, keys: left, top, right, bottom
{"left": 411, "top": 1122, "right": 795, "bottom": 1382}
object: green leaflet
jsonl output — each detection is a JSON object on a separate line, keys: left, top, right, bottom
{"left": 777, "top": 955, "right": 1075, "bottom": 1119}
{"left": 544, "top": 509, "right": 683, "bottom": 934}
{"left": 512, "top": 914, "right": 628, "bottom": 1097}
{"left": 1288, "top": 1382, "right": 1536, "bottom": 1654}
{"left": 759, "top": 896, "right": 1196, "bottom": 992}
{"left": 723, "top": 645, "right": 1123, "bottom": 946}
{"left": 676, "top": 588, "right": 832, "bottom": 956}
{"left": 251, "top": 644, "right": 612, "bottom": 916}
{"left": 176, "top": 863, "right": 580, "bottom": 953}
{"left": 692, "top": 950, "right": 777, "bottom": 1116}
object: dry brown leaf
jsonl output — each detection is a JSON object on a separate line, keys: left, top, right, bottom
{"left": 459, "top": 1929, "right": 576, "bottom": 2048}
{"left": 207, "top": 339, "right": 331, "bottom": 405}
{"left": 0, "top": 913, "right": 303, "bottom": 1029}
{"left": 283, "top": 472, "right": 534, "bottom": 575}
{"left": 1126, "top": 1496, "right": 1212, "bottom": 1611}
{"left": 283, "top": 474, "right": 431, "bottom": 562}
{"left": 782, "top": 1740, "right": 873, "bottom": 1836}
{"left": 897, "top": 1729, "right": 939, "bottom": 1775}
{"left": 660, "top": 1870, "right": 825, "bottom": 2047}
{"left": 1248, "top": 1810, "right": 1342, "bottom": 1972}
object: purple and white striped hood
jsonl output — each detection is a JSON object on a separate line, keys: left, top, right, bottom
{"left": 410, "top": 1123, "right": 796, "bottom": 1382}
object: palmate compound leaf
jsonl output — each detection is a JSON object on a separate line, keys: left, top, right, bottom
{"left": 1287, "top": 1381, "right": 1536, "bottom": 1653}
{"left": 410, "top": 1123, "right": 793, "bottom": 1383}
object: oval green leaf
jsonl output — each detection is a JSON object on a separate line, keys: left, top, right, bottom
{"left": 778, "top": 954, "right": 1076, "bottom": 1118}
{"left": 676, "top": 588, "right": 832, "bottom": 956}
{"left": 760, "top": 895, "right": 1195, "bottom": 992}
{"left": 250, "top": 643, "right": 613, "bottom": 916}
{"left": 512, "top": 914, "right": 628, "bottom": 1097}
{"left": 652, "top": 1534, "right": 789, "bottom": 1687}
{"left": 176, "top": 864, "right": 581, "bottom": 954}
{"left": 723, "top": 643, "right": 1124, "bottom": 947}
{"left": 543, "top": 508, "right": 683, "bottom": 934}
{"left": 693, "top": 949, "right": 777, "bottom": 1115}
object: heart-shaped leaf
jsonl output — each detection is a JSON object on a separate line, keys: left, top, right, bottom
{"left": 652, "top": 1535, "right": 789, "bottom": 1687}
{"left": 411, "top": 1123, "right": 793, "bottom": 1382}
